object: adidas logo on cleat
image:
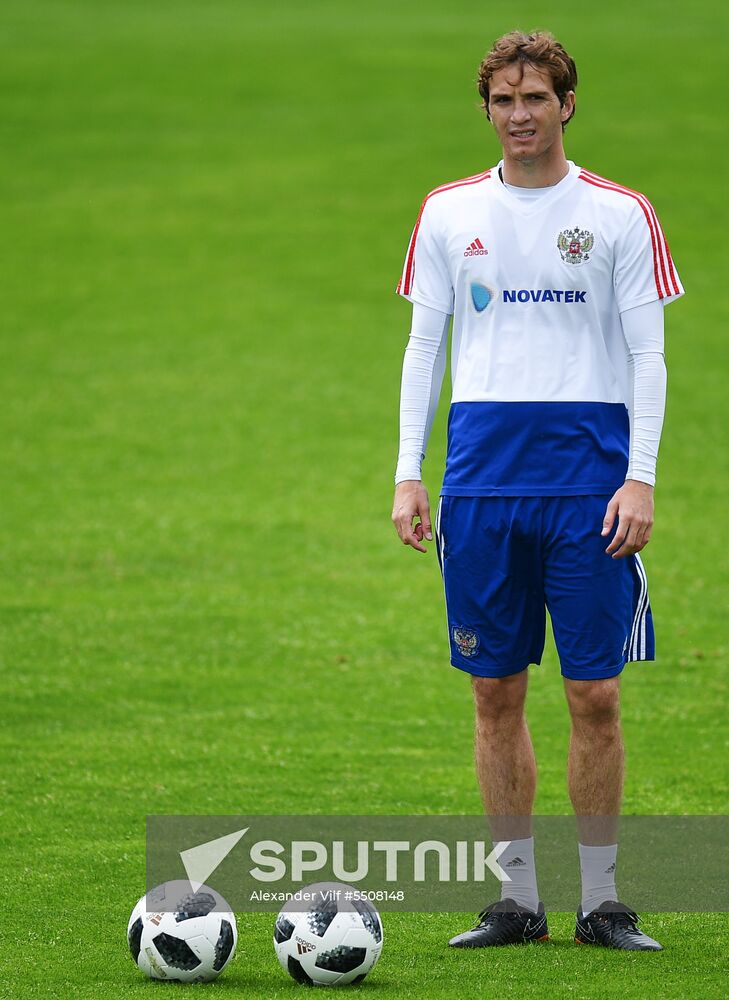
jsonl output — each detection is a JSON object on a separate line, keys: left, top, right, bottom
{"left": 464, "top": 237, "right": 488, "bottom": 257}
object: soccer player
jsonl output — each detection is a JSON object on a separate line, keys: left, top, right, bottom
{"left": 391, "top": 31, "right": 683, "bottom": 950}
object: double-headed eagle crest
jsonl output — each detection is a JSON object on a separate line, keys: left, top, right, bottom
{"left": 452, "top": 627, "right": 479, "bottom": 658}
{"left": 557, "top": 227, "right": 595, "bottom": 265}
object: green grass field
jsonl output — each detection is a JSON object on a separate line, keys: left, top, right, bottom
{"left": 1, "top": 0, "right": 727, "bottom": 996}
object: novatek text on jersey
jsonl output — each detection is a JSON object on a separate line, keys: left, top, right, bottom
{"left": 502, "top": 289, "right": 587, "bottom": 303}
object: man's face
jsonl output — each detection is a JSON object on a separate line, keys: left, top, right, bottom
{"left": 487, "top": 62, "right": 574, "bottom": 164}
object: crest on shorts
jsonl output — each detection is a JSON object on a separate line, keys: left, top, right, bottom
{"left": 452, "top": 626, "right": 479, "bottom": 658}
{"left": 557, "top": 227, "right": 594, "bottom": 265}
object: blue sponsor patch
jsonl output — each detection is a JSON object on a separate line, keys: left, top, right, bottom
{"left": 470, "top": 282, "right": 492, "bottom": 312}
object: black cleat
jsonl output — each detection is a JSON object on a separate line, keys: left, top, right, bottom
{"left": 575, "top": 900, "right": 662, "bottom": 951}
{"left": 448, "top": 899, "right": 549, "bottom": 948}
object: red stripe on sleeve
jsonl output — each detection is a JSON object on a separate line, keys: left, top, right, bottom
{"left": 579, "top": 171, "right": 665, "bottom": 297}
{"left": 399, "top": 171, "right": 491, "bottom": 296}
{"left": 579, "top": 170, "right": 682, "bottom": 299}
{"left": 400, "top": 198, "right": 427, "bottom": 296}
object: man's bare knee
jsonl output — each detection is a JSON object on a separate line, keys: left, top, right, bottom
{"left": 472, "top": 671, "right": 528, "bottom": 723}
{"left": 564, "top": 676, "right": 621, "bottom": 727}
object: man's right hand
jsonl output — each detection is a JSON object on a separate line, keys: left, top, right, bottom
{"left": 391, "top": 480, "right": 433, "bottom": 553}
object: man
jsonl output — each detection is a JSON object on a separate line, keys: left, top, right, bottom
{"left": 391, "top": 31, "right": 683, "bottom": 950}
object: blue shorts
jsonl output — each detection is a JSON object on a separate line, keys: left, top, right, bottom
{"left": 434, "top": 495, "right": 654, "bottom": 681}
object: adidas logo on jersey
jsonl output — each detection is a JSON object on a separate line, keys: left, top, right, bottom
{"left": 464, "top": 237, "right": 488, "bottom": 257}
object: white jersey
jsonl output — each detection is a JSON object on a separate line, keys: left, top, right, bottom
{"left": 396, "top": 160, "right": 684, "bottom": 496}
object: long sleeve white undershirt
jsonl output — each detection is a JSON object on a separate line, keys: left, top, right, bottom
{"left": 394, "top": 303, "right": 449, "bottom": 485}
{"left": 395, "top": 298, "right": 666, "bottom": 488}
{"left": 621, "top": 299, "right": 666, "bottom": 486}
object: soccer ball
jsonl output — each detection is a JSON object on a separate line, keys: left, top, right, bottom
{"left": 127, "top": 880, "right": 237, "bottom": 982}
{"left": 273, "top": 881, "right": 383, "bottom": 986}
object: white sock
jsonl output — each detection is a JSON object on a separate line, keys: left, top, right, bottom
{"left": 579, "top": 843, "right": 618, "bottom": 915}
{"left": 497, "top": 837, "right": 539, "bottom": 912}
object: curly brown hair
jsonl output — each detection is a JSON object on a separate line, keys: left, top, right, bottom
{"left": 477, "top": 31, "right": 578, "bottom": 130}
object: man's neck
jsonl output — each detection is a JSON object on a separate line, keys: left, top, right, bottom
{"left": 501, "top": 153, "right": 570, "bottom": 189}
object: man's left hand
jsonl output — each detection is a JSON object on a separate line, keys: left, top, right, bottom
{"left": 602, "top": 480, "right": 655, "bottom": 559}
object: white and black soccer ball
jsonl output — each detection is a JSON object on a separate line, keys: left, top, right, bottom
{"left": 127, "top": 880, "right": 237, "bottom": 982}
{"left": 273, "top": 882, "right": 383, "bottom": 986}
